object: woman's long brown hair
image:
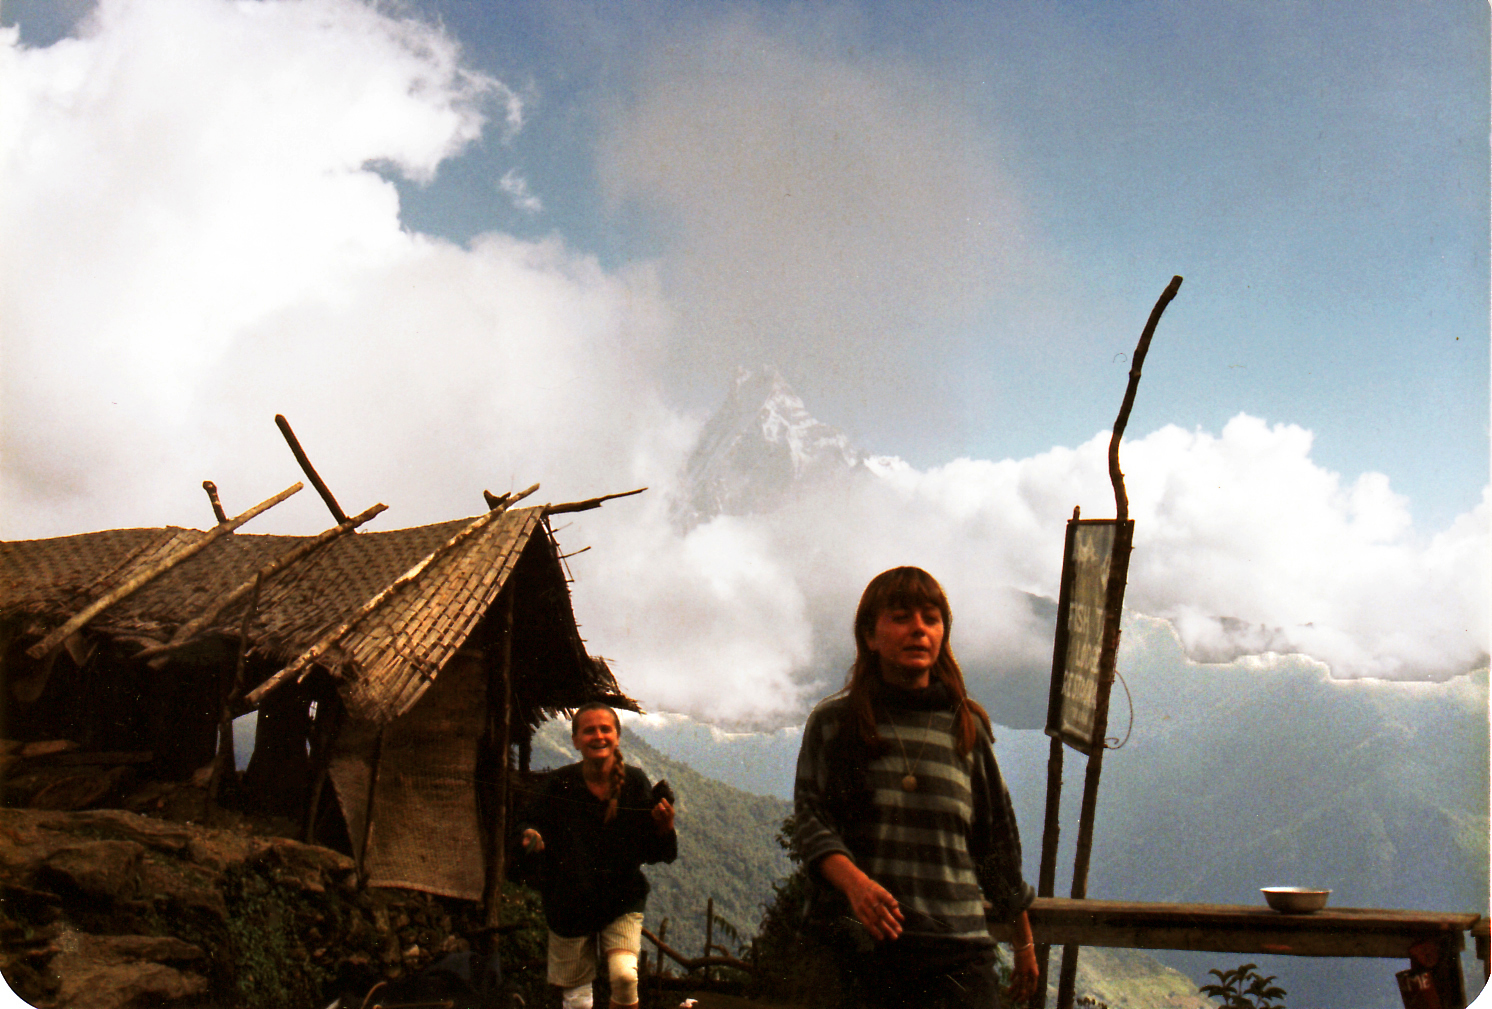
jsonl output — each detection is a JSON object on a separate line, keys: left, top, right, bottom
{"left": 571, "top": 702, "right": 625, "bottom": 823}
{"left": 840, "top": 566, "right": 990, "bottom": 757}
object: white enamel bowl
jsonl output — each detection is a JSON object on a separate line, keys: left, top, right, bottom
{"left": 1261, "top": 887, "right": 1331, "bottom": 913}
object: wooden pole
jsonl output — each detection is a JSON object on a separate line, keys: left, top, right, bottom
{"left": 274, "top": 414, "right": 348, "bottom": 523}
{"left": 245, "top": 505, "right": 509, "bottom": 707}
{"left": 704, "top": 896, "right": 714, "bottom": 983}
{"left": 1107, "top": 276, "right": 1182, "bottom": 522}
{"left": 302, "top": 701, "right": 338, "bottom": 845}
{"left": 1034, "top": 506, "right": 1082, "bottom": 1007}
{"left": 1056, "top": 276, "right": 1180, "bottom": 1009}
{"left": 208, "top": 574, "right": 261, "bottom": 816}
{"left": 26, "top": 482, "right": 302, "bottom": 660}
{"left": 484, "top": 589, "right": 516, "bottom": 938}
{"left": 357, "top": 729, "right": 384, "bottom": 880}
{"left": 202, "top": 481, "right": 229, "bottom": 524}
{"left": 1033, "top": 733, "right": 1064, "bottom": 1007}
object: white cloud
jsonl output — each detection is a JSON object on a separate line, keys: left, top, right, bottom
{"left": 1, "top": 0, "right": 1483, "bottom": 731}
{"left": 498, "top": 168, "right": 542, "bottom": 213}
{"left": 573, "top": 499, "right": 818, "bottom": 724}
{"left": 1121, "top": 416, "right": 1488, "bottom": 679}
{"left": 0, "top": 0, "right": 670, "bottom": 535}
{"left": 568, "top": 416, "right": 1486, "bottom": 725}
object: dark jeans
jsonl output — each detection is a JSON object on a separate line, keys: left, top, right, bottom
{"left": 854, "top": 937, "right": 1002, "bottom": 1009}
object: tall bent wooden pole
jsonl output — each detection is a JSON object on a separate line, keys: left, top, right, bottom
{"left": 1054, "top": 276, "right": 1181, "bottom": 1009}
{"left": 275, "top": 414, "right": 348, "bottom": 523}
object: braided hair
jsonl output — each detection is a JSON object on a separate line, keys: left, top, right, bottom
{"left": 571, "top": 702, "right": 625, "bottom": 823}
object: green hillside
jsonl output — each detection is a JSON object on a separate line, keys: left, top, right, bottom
{"left": 1049, "top": 619, "right": 1490, "bottom": 1009}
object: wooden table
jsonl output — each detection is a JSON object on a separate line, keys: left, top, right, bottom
{"left": 988, "top": 898, "right": 1482, "bottom": 1007}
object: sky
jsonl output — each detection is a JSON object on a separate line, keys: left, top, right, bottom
{"left": 1, "top": 0, "right": 1487, "bottom": 728}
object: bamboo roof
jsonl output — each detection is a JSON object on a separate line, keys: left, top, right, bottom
{"left": 0, "top": 507, "right": 631, "bottom": 724}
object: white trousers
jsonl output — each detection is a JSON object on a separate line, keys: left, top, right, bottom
{"left": 548, "top": 911, "right": 645, "bottom": 1005}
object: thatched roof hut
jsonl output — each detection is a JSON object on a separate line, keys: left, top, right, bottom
{"left": 0, "top": 496, "right": 636, "bottom": 906}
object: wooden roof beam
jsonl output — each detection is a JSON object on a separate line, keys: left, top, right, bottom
{"left": 135, "top": 501, "right": 389, "bottom": 666}
{"left": 201, "top": 481, "right": 229, "bottom": 524}
{"left": 24, "top": 482, "right": 303, "bottom": 660}
{"left": 483, "top": 482, "right": 540, "bottom": 512}
{"left": 543, "top": 486, "right": 647, "bottom": 516}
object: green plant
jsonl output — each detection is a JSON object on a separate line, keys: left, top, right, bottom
{"left": 742, "top": 815, "right": 873, "bottom": 1007}
{"left": 1200, "top": 962, "right": 1287, "bottom": 1009}
{"left": 494, "top": 881, "right": 550, "bottom": 1009}
{"left": 221, "top": 864, "right": 332, "bottom": 1009}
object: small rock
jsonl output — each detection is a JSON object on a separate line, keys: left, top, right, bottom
{"left": 36, "top": 840, "right": 144, "bottom": 902}
{"left": 45, "top": 929, "right": 209, "bottom": 1009}
{"left": 20, "top": 740, "right": 79, "bottom": 759}
{"left": 88, "top": 934, "right": 206, "bottom": 963}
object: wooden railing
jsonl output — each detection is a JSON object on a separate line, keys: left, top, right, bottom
{"left": 987, "top": 897, "right": 1483, "bottom": 1009}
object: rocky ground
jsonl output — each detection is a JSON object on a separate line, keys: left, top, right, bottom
{"left": 0, "top": 801, "right": 513, "bottom": 1009}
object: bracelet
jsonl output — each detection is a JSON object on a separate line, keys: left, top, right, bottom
{"left": 1013, "top": 942, "right": 1034, "bottom": 951}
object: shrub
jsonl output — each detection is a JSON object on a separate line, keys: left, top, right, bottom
{"left": 1200, "top": 962, "right": 1288, "bottom": 1009}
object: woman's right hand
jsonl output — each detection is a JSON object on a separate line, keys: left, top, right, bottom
{"left": 521, "top": 828, "right": 544, "bottom": 853}
{"left": 817, "top": 853, "right": 903, "bottom": 941}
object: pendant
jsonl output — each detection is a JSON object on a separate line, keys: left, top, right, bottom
{"left": 901, "top": 774, "right": 918, "bottom": 793}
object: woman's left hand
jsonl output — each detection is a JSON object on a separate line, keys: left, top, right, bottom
{"left": 1007, "top": 943, "right": 1040, "bottom": 1003}
{"left": 1004, "top": 909, "right": 1040, "bottom": 1004}
{"left": 651, "top": 797, "right": 675, "bottom": 835}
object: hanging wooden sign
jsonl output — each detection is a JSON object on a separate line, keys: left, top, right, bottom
{"left": 1044, "top": 515, "right": 1133, "bottom": 756}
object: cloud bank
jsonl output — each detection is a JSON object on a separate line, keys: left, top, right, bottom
{"left": 573, "top": 417, "right": 1486, "bottom": 726}
{"left": 2, "top": 0, "right": 1484, "bottom": 729}
{"left": 595, "top": 14, "right": 1038, "bottom": 424}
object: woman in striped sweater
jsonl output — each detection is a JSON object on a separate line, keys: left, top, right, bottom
{"left": 793, "top": 566, "right": 1038, "bottom": 1008}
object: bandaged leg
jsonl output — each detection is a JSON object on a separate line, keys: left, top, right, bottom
{"left": 599, "top": 911, "right": 645, "bottom": 1007}
{"left": 560, "top": 984, "right": 594, "bottom": 1009}
{"left": 605, "top": 949, "right": 639, "bottom": 1006}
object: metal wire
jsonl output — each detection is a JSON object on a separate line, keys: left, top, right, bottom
{"left": 1104, "top": 668, "right": 1134, "bottom": 750}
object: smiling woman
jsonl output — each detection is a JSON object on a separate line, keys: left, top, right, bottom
{"left": 516, "top": 703, "right": 677, "bottom": 1009}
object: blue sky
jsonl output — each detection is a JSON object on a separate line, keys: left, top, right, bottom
{"left": 396, "top": 1, "right": 1489, "bottom": 529}
{"left": 8, "top": 0, "right": 1484, "bottom": 522}
{"left": 1, "top": 0, "right": 1486, "bottom": 721}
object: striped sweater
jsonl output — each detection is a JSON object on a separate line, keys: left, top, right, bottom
{"left": 793, "top": 685, "right": 1034, "bottom": 944}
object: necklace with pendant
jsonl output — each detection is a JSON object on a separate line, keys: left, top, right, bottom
{"left": 888, "top": 711, "right": 938, "bottom": 792}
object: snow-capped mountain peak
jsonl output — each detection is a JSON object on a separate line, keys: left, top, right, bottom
{"left": 673, "top": 366, "right": 864, "bottom": 527}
